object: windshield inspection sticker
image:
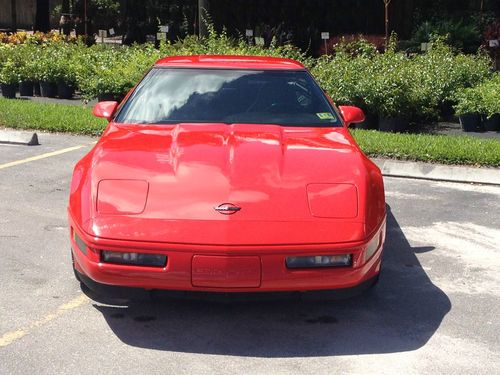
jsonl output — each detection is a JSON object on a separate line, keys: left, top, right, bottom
{"left": 316, "top": 112, "right": 336, "bottom": 120}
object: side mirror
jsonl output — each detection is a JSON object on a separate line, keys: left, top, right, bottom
{"left": 93, "top": 101, "right": 118, "bottom": 122}
{"left": 339, "top": 106, "right": 365, "bottom": 127}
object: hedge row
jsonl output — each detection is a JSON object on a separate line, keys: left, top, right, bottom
{"left": 0, "top": 31, "right": 494, "bottom": 122}
{"left": 311, "top": 37, "right": 492, "bottom": 121}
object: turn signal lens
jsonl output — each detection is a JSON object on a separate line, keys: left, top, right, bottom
{"left": 74, "top": 232, "right": 87, "bottom": 255}
{"left": 101, "top": 251, "right": 167, "bottom": 267}
{"left": 286, "top": 254, "right": 352, "bottom": 269}
{"left": 364, "top": 233, "right": 381, "bottom": 262}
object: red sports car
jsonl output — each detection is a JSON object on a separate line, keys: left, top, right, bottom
{"left": 68, "top": 55, "right": 386, "bottom": 298}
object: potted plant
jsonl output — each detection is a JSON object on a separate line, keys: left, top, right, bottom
{"left": 0, "top": 59, "right": 18, "bottom": 99}
{"left": 454, "top": 87, "right": 485, "bottom": 132}
{"left": 78, "top": 64, "right": 133, "bottom": 102}
{"left": 15, "top": 44, "right": 37, "bottom": 96}
{"left": 365, "top": 74, "right": 412, "bottom": 132}
{"left": 360, "top": 48, "right": 419, "bottom": 132}
{"left": 53, "top": 58, "right": 77, "bottom": 99}
{"left": 480, "top": 77, "right": 500, "bottom": 131}
{"left": 312, "top": 52, "right": 379, "bottom": 129}
{"left": 34, "top": 49, "right": 59, "bottom": 98}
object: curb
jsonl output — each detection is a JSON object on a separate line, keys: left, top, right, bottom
{"left": 373, "top": 158, "right": 500, "bottom": 186}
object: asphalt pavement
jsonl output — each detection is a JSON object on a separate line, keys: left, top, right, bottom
{"left": 0, "top": 130, "right": 499, "bottom": 375}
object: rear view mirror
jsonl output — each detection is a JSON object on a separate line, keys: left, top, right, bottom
{"left": 93, "top": 101, "right": 118, "bottom": 122}
{"left": 339, "top": 106, "right": 365, "bottom": 127}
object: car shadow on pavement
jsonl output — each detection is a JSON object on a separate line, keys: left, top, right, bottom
{"left": 91, "top": 206, "right": 451, "bottom": 357}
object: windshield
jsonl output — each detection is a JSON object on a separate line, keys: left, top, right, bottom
{"left": 115, "top": 68, "right": 341, "bottom": 127}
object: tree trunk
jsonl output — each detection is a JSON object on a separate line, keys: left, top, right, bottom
{"left": 35, "top": 0, "right": 51, "bottom": 32}
{"left": 383, "top": 0, "right": 392, "bottom": 47}
{"left": 198, "top": 0, "right": 209, "bottom": 38}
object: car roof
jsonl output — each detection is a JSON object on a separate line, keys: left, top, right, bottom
{"left": 154, "top": 55, "right": 305, "bottom": 70}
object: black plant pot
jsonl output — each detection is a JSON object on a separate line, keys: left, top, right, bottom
{"left": 482, "top": 114, "right": 500, "bottom": 132}
{"left": 354, "top": 112, "right": 379, "bottom": 130}
{"left": 19, "top": 81, "right": 34, "bottom": 96}
{"left": 379, "top": 117, "right": 409, "bottom": 133}
{"left": 459, "top": 113, "right": 483, "bottom": 132}
{"left": 57, "top": 82, "right": 75, "bottom": 99}
{"left": 40, "top": 81, "right": 57, "bottom": 98}
{"left": 34, "top": 81, "right": 41, "bottom": 96}
{"left": 438, "top": 100, "right": 455, "bottom": 121}
{"left": 1, "top": 83, "right": 17, "bottom": 99}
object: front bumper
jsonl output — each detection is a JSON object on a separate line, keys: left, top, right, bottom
{"left": 77, "top": 269, "right": 380, "bottom": 301}
{"left": 69, "top": 215, "right": 385, "bottom": 294}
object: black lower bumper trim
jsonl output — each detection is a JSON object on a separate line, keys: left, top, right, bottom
{"left": 77, "top": 271, "right": 379, "bottom": 302}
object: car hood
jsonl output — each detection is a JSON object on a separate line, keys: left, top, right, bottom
{"left": 70, "top": 123, "right": 385, "bottom": 245}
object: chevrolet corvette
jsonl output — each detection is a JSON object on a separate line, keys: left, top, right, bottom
{"left": 68, "top": 55, "right": 386, "bottom": 298}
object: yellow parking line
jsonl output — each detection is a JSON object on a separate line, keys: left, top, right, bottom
{"left": 0, "top": 145, "right": 86, "bottom": 170}
{"left": 0, "top": 294, "right": 89, "bottom": 348}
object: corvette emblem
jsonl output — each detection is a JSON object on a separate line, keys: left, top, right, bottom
{"left": 214, "top": 203, "right": 241, "bottom": 215}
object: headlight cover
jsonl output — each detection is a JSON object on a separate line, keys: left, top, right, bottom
{"left": 101, "top": 250, "right": 167, "bottom": 267}
{"left": 286, "top": 254, "right": 352, "bottom": 269}
{"left": 97, "top": 179, "right": 149, "bottom": 215}
{"left": 307, "top": 183, "right": 358, "bottom": 218}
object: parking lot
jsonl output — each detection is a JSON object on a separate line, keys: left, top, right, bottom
{"left": 1, "top": 130, "right": 499, "bottom": 374}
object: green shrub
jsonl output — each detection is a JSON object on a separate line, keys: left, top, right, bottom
{"left": 453, "top": 87, "right": 485, "bottom": 116}
{"left": 482, "top": 74, "right": 500, "bottom": 118}
{"left": 312, "top": 52, "right": 374, "bottom": 110}
{"left": 158, "top": 26, "right": 310, "bottom": 66}
{"left": 411, "top": 38, "right": 491, "bottom": 119}
{"left": 0, "top": 58, "right": 17, "bottom": 85}
{"left": 11, "top": 43, "right": 38, "bottom": 83}
{"left": 454, "top": 73, "right": 500, "bottom": 117}
{"left": 313, "top": 38, "right": 428, "bottom": 120}
{"left": 332, "top": 37, "right": 379, "bottom": 58}
{"left": 0, "top": 30, "right": 494, "bottom": 118}
{"left": 73, "top": 24, "right": 310, "bottom": 100}
{"left": 76, "top": 43, "right": 160, "bottom": 100}
{"left": 33, "top": 44, "right": 64, "bottom": 83}
{"left": 51, "top": 43, "right": 82, "bottom": 86}
{"left": 0, "top": 44, "right": 18, "bottom": 84}
{"left": 313, "top": 36, "right": 492, "bottom": 122}
{"left": 364, "top": 49, "right": 422, "bottom": 119}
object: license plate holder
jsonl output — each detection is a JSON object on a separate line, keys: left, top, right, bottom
{"left": 192, "top": 255, "right": 261, "bottom": 288}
